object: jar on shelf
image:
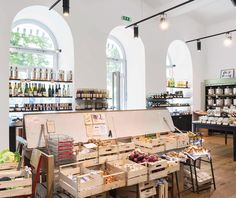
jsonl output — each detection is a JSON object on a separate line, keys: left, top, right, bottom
{"left": 224, "top": 86, "right": 232, "bottom": 95}
{"left": 207, "top": 97, "right": 214, "bottom": 106}
{"left": 224, "top": 97, "right": 232, "bottom": 106}
{"left": 216, "top": 98, "right": 223, "bottom": 106}
{"left": 216, "top": 87, "right": 223, "bottom": 95}
{"left": 208, "top": 87, "right": 215, "bottom": 95}
{"left": 233, "top": 87, "right": 236, "bottom": 95}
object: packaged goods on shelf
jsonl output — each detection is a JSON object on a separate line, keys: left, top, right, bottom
{"left": 132, "top": 134, "right": 165, "bottom": 154}
{"left": 110, "top": 159, "right": 148, "bottom": 186}
{"left": 0, "top": 166, "right": 32, "bottom": 197}
{"left": 48, "top": 134, "right": 74, "bottom": 165}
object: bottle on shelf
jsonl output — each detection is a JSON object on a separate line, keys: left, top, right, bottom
{"left": 55, "top": 84, "right": 58, "bottom": 97}
{"left": 66, "top": 85, "right": 70, "bottom": 97}
{"left": 28, "top": 83, "right": 33, "bottom": 97}
{"left": 45, "top": 68, "right": 49, "bottom": 80}
{"left": 13, "top": 83, "right": 18, "bottom": 97}
{"left": 18, "top": 83, "right": 23, "bottom": 97}
{"left": 39, "top": 68, "right": 43, "bottom": 80}
{"left": 48, "top": 85, "right": 52, "bottom": 97}
{"left": 33, "top": 68, "right": 37, "bottom": 80}
{"left": 15, "top": 67, "right": 18, "bottom": 79}
{"left": 62, "top": 85, "right": 66, "bottom": 97}
{"left": 9, "top": 83, "right": 12, "bottom": 97}
{"left": 50, "top": 69, "right": 54, "bottom": 81}
{"left": 58, "top": 84, "right": 61, "bottom": 97}
{"left": 9, "top": 66, "right": 14, "bottom": 79}
{"left": 43, "top": 84, "right": 47, "bottom": 97}
{"left": 52, "top": 85, "right": 55, "bottom": 97}
{"left": 24, "top": 83, "right": 29, "bottom": 97}
{"left": 33, "top": 83, "right": 38, "bottom": 97}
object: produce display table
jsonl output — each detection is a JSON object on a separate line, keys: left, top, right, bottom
{"left": 192, "top": 122, "right": 236, "bottom": 161}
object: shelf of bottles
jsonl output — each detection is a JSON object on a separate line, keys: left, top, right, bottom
{"left": 75, "top": 89, "right": 109, "bottom": 111}
{"left": 9, "top": 66, "right": 73, "bottom": 116}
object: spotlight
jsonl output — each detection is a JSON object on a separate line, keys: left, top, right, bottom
{"left": 197, "top": 40, "right": 201, "bottom": 51}
{"left": 134, "top": 25, "right": 139, "bottom": 38}
{"left": 63, "top": 0, "right": 70, "bottom": 16}
{"left": 160, "top": 13, "right": 169, "bottom": 31}
{"left": 224, "top": 32, "right": 232, "bottom": 47}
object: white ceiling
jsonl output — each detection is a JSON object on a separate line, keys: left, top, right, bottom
{"left": 143, "top": 0, "right": 236, "bottom": 25}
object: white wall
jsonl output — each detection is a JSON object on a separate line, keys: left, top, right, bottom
{"left": 0, "top": 0, "right": 206, "bottom": 150}
{"left": 205, "top": 18, "right": 236, "bottom": 79}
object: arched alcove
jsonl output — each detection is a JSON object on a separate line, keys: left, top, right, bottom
{"left": 107, "top": 26, "right": 146, "bottom": 110}
{"left": 166, "top": 40, "right": 193, "bottom": 113}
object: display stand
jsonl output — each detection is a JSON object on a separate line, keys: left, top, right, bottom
{"left": 181, "top": 156, "right": 216, "bottom": 193}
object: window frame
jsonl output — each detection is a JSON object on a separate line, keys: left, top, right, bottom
{"left": 10, "top": 19, "right": 59, "bottom": 70}
{"left": 106, "top": 35, "right": 127, "bottom": 109}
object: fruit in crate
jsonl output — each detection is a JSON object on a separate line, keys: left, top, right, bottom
{"left": 88, "top": 139, "right": 116, "bottom": 147}
{"left": 129, "top": 150, "right": 160, "bottom": 163}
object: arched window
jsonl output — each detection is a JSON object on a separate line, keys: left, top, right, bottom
{"left": 106, "top": 36, "right": 127, "bottom": 110}
{"left": 10, "top": 19, "right": 59, "bottom": 71}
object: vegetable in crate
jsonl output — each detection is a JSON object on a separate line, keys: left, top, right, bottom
{"left": 0, "top": 149, "right": 20, "bottom": 164}
{"left": 129, "top": 150, "right": 160, "bottom": 163}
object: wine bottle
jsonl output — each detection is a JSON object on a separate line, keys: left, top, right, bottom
{"left": 55, "top": 85, "right": 58, "bottom": 97}
{"left": 18, "top": 83, "right": 23, "bottom": 96}
{"left": 28, "top": 83, "right": 33, "bottom": 97}
{"left": 10, "top": 66, "right": 14, "bottom": 79}
{"left": 33, "top": 68, "right": 37, "bottom": 80}
{"left": 14, "top": 83, "right": 18, "bottom": 97}
{"left": 48, "top": 85, "right": 52, "bottom": 97}
{"left": 15, "top": 67, "right": 18, "bottom": 79}
{"left": 62, "top": 85, "right": 66, "bottom": 96}
{"left": 39, "top": 68, "right": 43, "bottom": 80}
{"left": 66, "top": 85, "right": 70, "bottom": 97}
{"left": 52, "top": 85, "right": 55, "bottom": 97}
{"left": 24, "top": 83, "right": 29, "bottom": 97}
{"left": 50, "top": 69, "right": 54, "bottom": 81}
{"left": 9, "top": 83, "right": 12, "bottom": 97}
{"left": 58, "top": 84, "right": 61, "bottom": 97}
{"left": 43, "top": 84, "right": 47, "bottom": 97}
{"left": 37, "top": 84, "right": 42, "bottom": 97}
{"left": 33, "top": 83, "right": 38, "bottom": 97}
{"left": 45, "top": 68, "right": 48, "bottom": 80}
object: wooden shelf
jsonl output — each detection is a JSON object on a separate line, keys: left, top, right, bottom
{"left": 147, "top": 97, "right": 191, "bottom": 101}
{"left": 9, "top": 78, "right": 73, "bottom": 83}
{"left": 76, "top": 98, "right": 108, "bottom": 101}
{"left": 206, "top": 94, "right": 236, "bottom": 97}
{"left": 9, "top": 109, "right": 73, "bottom": 113}
{"left": 167, "top": 86, "right": 190, "bottom": 89}
{"left": 9, "top": 96, "right": 73, "bottom": 98}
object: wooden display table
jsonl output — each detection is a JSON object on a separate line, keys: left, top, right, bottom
{"left": 192, "top": 122, "right": 236, "bottom": 161}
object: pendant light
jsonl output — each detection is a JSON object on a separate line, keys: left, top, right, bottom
{"left": 134, "top": 25, "right": 139, "bottom": 38}
{"left": 224, "top": 33, "right": 233, "bottom": 47}
{"left": 197, "top": 40, "right": 201, "bottom": 51}
{"left": 160, "top": 14, "right": 169, "bottom": 31}
{"left": 63, "top": 0, "right": 70, "bottom": 16}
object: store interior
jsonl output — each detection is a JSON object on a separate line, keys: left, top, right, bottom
{"left": 1, "top": 0, "right": 236, "bottom": 197}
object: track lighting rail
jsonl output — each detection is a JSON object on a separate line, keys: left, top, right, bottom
{"left": 186, "top": 29, "right": 236, "bottom": 43}
{"left": 49, "top": 0, "right": 62, "bottom": 11}
{"left": 125, "top": 0, "right": 195, "bottom": 28}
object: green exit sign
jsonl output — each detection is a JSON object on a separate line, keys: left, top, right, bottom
{"left": 121, "top": 16, "right": 132, "bottom": 22}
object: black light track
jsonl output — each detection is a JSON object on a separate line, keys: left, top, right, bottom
{"left": 49, "top": 0, "right": 62, "bottom": 10}
{"left": 231, "top": 0, "right": 236, "bottom": 6}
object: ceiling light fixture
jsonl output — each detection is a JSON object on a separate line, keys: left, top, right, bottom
{"left": 224, "top": 32, "right": 233, "bottom": 47}
{"left": 134, "top": 25, "right": 139, "bottom": 38}
{"left": 126, "top": 0, "right": 195, "bottom": 29}
{"left": 186, "top": 28, "right": 236, "bottom": 50}
{"left": 160, "top": 13, "right": 169, "bottom": 31}
{"left": 49, "top": 0, "right": 70, "bottom": 17}
{"left": 63, "top": 0, "right": 70, "bottom": 16}
{"left": 197, "top": 40, "right": 201, "bottom": 51}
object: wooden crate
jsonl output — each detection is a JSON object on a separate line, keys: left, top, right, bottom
{"left": 109, "top": 159, "right": 148, "bottom": 186}
{"left": 0, "top": 167, "right": 32, "bottom": 198}
{"left": 176, "top": 134, "right": 189, "bottom": 148}
{"left": 87, "top": 192, "right": 107, "bottom": 198}
{"left": 118, "top": 142, "right": 135, "bottom": 160}
{"left": 145, "top": 160, "right": 168, "bottom": 181}
{"left": 166, "top": 161, "right": 180, "bottom": 174}
{"left": 139, "top": 181, "right": 157, "bottom": 198}
{"left": 59, "top": 162, "right": 104, "bottom": 198}
{"left": 86, "top": 163, "right": 126, "bottom": 192}
{"left": 132, "top": 136, "right": 164, "bottom": 149}
{"left": 98, "top": 144, "right": 119, "bottom": 163}
{"left": 0, "top": 162, "right": 18, "bottom": 171}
